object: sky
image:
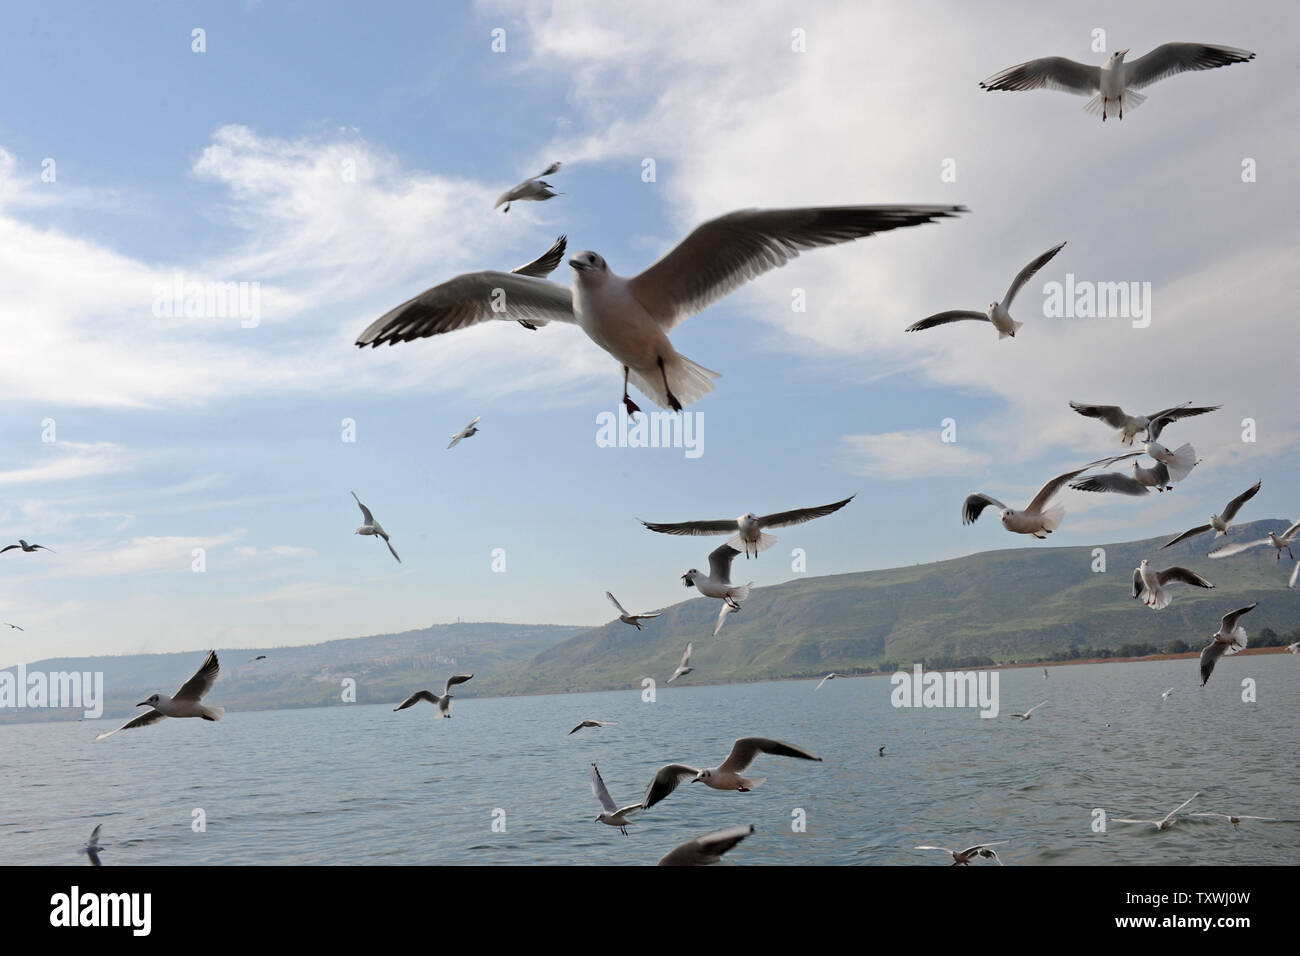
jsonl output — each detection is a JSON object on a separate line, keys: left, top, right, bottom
{"left": 0, "top": 0, "right": 1296, "bottom": 664}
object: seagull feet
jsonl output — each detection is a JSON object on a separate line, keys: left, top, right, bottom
{"left": 622, "top": 394, "right": 642, "bottom": 419}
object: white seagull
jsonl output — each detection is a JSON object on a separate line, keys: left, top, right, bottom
{"left": 1068, "top": 400, "right": 1221, "bottom": 446}
{"left": 82, "top": 824, "right": 104, "bottom": 866}
{"left": 1069, "top": 454, "right": 1175, "bottom": 495}
{"left": 447, "top": 416, "right": 481, "bottom": 449}
{"left": 248, "top": 655, "right": 267, "bottom": 662}
{"left": 1189, "top": 811, "right": 1277, "bottom": 831}
{"left": 606, "top": 591, "right": 662, "bottom": 630}
{"left": 914, "top": 842, "right": 1006, "bottom": 865}
{"left": 815, "top": 672, "right": 842, "bottom": 691}
{"left": 393, "top": 674, "right": 474, "bottom": 718}
{"left": 667, "top": 642, "right": 694, "bottom": 684}
{"left": 1161, "top": 687, "right": 1175, "bottom": 700}
{"left": 0, "top": 539, "right": 55, "bottom": 554}
{"left": 1199, "top": 604, "right": 1255, "bottom": 686}
{"left": 351, "top": 491, "right": 401, "bottom": 564}
{"left": 681, "top": 543, "right": 751, "bottom": 636}
{"left": 963, "top": 456, "right": 1123, "bottom": 538}
{"left": 1162, "top": 481, "right": 1262, "bottom": 548}
{"left": 589, "top": 763, "right": 642, "bottom": 836}
{"left": 642, "top": 737, "right": 822, "bottom": 808}
{"left": 1113, "top": 792, "right": 1200, "bottom": 830}
{"left": 658, "top": 824, "right": 755, "bottom": 866}
{"left": 906, "top": 242, "right": 1065, "bottom": 339}
{"left": 2, "top": 623, "right": 23, "bottom": 631}
{"left": 1209, "top": 521, "right": 1300, "bottom": 562}
{"left": 494, "top": 161, "right": 563, "bottom": 213}
{"left": 357, "top": 205, "right": 965, "bottom": 415}
{"left": 569, "top": 719, "right": 617, "bottom": 736}
{"left": 96, "top": 650, "right": 224, "bottom": 740}
{"left": 1287, "top": 641, "right": 1300, "bottom": 654}
{"left": 1007, "top": 700, "right": 1047, "bottom": 721}
{"left": 1131, "top": 560, "right": 1214, "bottom": 610}
{"left": 642, "top": 495, "right": 855, "bottom": 559}
{"left": 980, "top": 44, "right": 1255, "bottom": 120}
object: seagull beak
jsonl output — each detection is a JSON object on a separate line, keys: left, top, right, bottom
{"left": 1119, "top": 48, "right": 1130, "bottom": 56}
{"left": 567, "top": 257, "right": 586, "bottom": 272}
{"left": 136, "top": 701, "right": 150, "bottom": 707}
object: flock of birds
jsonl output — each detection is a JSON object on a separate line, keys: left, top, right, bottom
{"left": 14, "top": 35, "right": 1287, "bottom": 867}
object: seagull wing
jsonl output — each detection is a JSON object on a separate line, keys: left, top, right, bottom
{"left": 643, "top": 764, "right": 700, "bottom": 809}
{"left": 961, "top": 841, "right": 1008, "bottom": 854}
{"left": 1220, "top": 603, "right": 1257, "bottom": 633}
{"left": 1208, "top": 538, "right": 1268, "bottom": 559}
{"left": 905, "top": 310, "right": 990, "bottom": 332}
{"left": 1200, "top": 640, "right": 1227, "bottom": 685}
{"left": 1023, "top": 701, "right": 1047, "bottom": 716}
{"left": 88, "top": 824, "right": 102, "bottom": 846}
{"left": 707, "top": 543, "right": 742, "bottom": 582}
{"left": 1157, "top": 567, "right": 1214, "bottom": 589}
{"left": 1068, "top": 401, "right": 1131, "bottom": 430}
{"left": 1026, "top": 463, "right": 1100, "bottom": 514}
{"left": 511, "top": 235, "right": 568, "bottom": 279}
{"left": 980, "top": 56, "right": 1100, "bottom": 95}
{"left": 1126, "top": 44, "right": 1255, "bottom": 90}
{"left": 658, "top": 824, "right": 755, "bottom": 866}
{"left": 1069, "top": 473, "right": 1149, "bottom": 496}
{"left": 356, "top": 272, "right": 575, "bottom": 346}
{"left": 1002, "top": 242, "right": 1066, "bottom": 308}
{"left": 678, "top": 643, "right": 693, "bottom": 669}
{"left": 350, "top": 491, "right": 374, "bottom": 525}
{"left": 95, "top": 708, "right": 167, "bottom": 740}
{"left": 606, "top": 591, "right": 629, "bottom": 616}
{"left": 590, "top": 763, "right": 619, "bottom": 814}
{"left": 757, "top": 495, "right": 855, "bottom": 529}
{"left": 385, "top": 538, "right": 401, "bottom": 563}
{"left": 816, "top": 674, "right": 833, "bottom": 691}
{"left": 1159, "top": 792, "right": 1200, "bottom": 824}
{"left": 634, "top": 611, "right": 662, "bottom": 621}
{"left": 713, "top": 602, "right": 736, "bottom": 637}
{"left": 174, "top": 650, "right": 219, "bottom": 701}
{"left": 443, "top": 674, "right": 474, "bottom": 696}
{"left": 914, "top": 845, "right": 956, "bottom": 854}
{"left": 394, "top": 690, "right": 439, "bottom": 711}
{"left": 1284, "top": 520, "right": 1300, "bottom": 541}
{"left": 86, "top": 848, "right": 102, "bottom": 866}
{"left": 718, "top": 737, "right": 822, "bottom": 774}
{"left": 1290, "top": 562, "right": 1299, "bottom": 589}
{"left": 640, "top": 517, "right": 739, "bottom": 537}
{"left": 1132, "top": 567, "right": 1144, "bottom": 599}
{"left": 532, "top": 161, "right": 562, "bottom": 179}
{"left": 625, "top": 205, "right": 965, "bottom": 332}
{"left": 1220, "top": 481, "right": 1262, "bottom": 522}
{"left": 962, "top": 493, "right": 1006, "bottom": 524}
{"left": 0, "top": 545, "right": 17, "bottom": 553}
{"left": 1161, "top": 525, "right": 1213, "bottom": 549}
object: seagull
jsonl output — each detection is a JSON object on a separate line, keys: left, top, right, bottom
{"left": 589, "top": 763, "right": 641, "bottom": 836}
{"left": 878, "top": 745, "right": 886, "bottom": 756}
{"left": 2, "top": 623, "right": 22, "bottom": 631}
{"left": 1162, "top": 482, "right": 1262, "bottom": 548}
{"left": 1199, "top": 604, "right": 1255, "bottom": 686}
{"left": 1161, "top": 687, "right": 1175, "bottom": 700}
{"left": 494, "top": 161, "right": 563, "bottom": 213}
{"left": 1068, "top": 401, "right": 1221, "bottom": 446}
{"left": 569, "top": 719, "right": 617, "bottom": 735}
{"left": 642, "top": 496, "right": 855, "bottom": 558}
{"left": 980, "top": 44, "right": 1255, "bottom": 120}
{"left": 357, "top": 205, "right": 965, "bottom": 416}
{"left": 248, "top": 655, "right": 267, "bottom": 662}
{"left": 1189, "top": 812, "right": 1277, "bottom": 831}
{"left": 963, "top": 455, "right": 1123, "bottom": 538}
{"left": 350, "top": 491, "right": 400, "bottom": 563}
{"left": 393, "top": 674, "right": 474, "bottom": 718}
{"left": 606, "top": 591, "right": 662, "bottom": 630}
{"left": 1042, "top": 668, "right": 1049, "bottom": 678}
{"left": 906, "top": 242, "right": 1065, "bottom": 339}
{"left": 82, "top": 824, "right": 104, "bottom": 866}
{"left": 96, "top": 650, "right": 224, "bottom": 740}
{"left": 1131, "top": 560, "right": 1214, "bottom": 610}
{"left": 681, "top": 543, "right": 751, "bottom": 635}
{"left": 1209, "top": 521, "right": 1300, "bottom": 562}
{"left": 1141, "top": 438, "right": 1199, "bottom": 486}
{"left": 1287, "top": 641, "right": 1300, "bottom": 654}
{"left": 1113, "top": 792, "right": 1200, "bottom": 830}
{"left": 914, "top": 842, "right": 1006, "bottom": 865}
{"left": 667, "top": 642, "right": 694, "bottom": 683}
{"left": 1069, "top": 456, "right": 1174, "bottom": 495}
{"left": 658, "top": 824, "right": 755, "bottom": 866}
{"left": 642, "top": 737, "right": 822, "bottom": 808}
{"left": 447, "top": 416, "right": 481, "bottom": 449}
{"left": 815, "top": 673, "right": 841, "bottom": 690}
{"left": 1007, "top": 700, "right": 1047, "bottom": 721}
{"left": 0, "top": 540, "right": 55, "bottom": 554}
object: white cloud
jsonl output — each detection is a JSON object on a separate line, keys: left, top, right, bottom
{"left": 840, "top": 430, "right": 990, "bottom": 479}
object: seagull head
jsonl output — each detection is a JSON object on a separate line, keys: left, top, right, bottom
{"left": 138, "top": 693, "right": 161, "bottom": 708}
{"left": 692, "top": 770, "right": 711, "bottom": 783}
{"left": 999, "top": 509, "right": 1015, "bottom": 525}
{"left": 681, "top": 569, "right": 698, "bottom": 586}
{"left": 568, "top": 251, "right": 608, "bottom": 280}
{"left": 1107, "top": 49, "right": 1129, "bottom": 64}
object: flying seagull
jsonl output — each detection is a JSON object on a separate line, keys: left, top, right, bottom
{"left": 914, "top": 842, "right": 1006, "bottom": 865}
{"left": 1162, "top": 481, "right": 1263, "bottom": 549}
{"left": 589, "top": 763, "right": 641, "bottom": 836}
{"left": 667, "top": 642, "right": 694, "bottom": 684}
{"left": 1209, "top": 521, "right": 1300, "bottom": 562}
{"left": 1007, "top": 700, "right": 1047, "bottom": 721}
{"left": 0, "top": 540, "right": 55, "bottom": 554}
{"left": 2, "top": 623, "right": 22, "bottom": 631}
{"left": 569, "top": 719, "right": 617, "bottom": 736}
{"left": 1069, "top": 454, "right": 1174, "bottom": 495}
{"left": 82, "top": 824, "right": 104, "bottom": 866}
{"left": 642, "top": 496, "right": 855, "bottom": 558}
{"left": 1113, "top": 792, "right": 1200, "bottom": 830}
{"left": 1189, "top": 811, "right": 1277, "bottom": 831}
{"left": 447, "top": 416, "right": 481, "bottom": 449}
{"left": 1288, "top": 641, "right": 1300, "bottom": 654}
{"left": 606, "top": 591, "right": 662, "bottom": 630}
{"left": 96, "top": 650, "right": 224, "bottom": 740}
{"left": 658, "top": 824, "right": 755, "bottom": 866}
{"left": 681, "top": 543, "right": 751, "bottom": 636}
{"left": 906, "top": 242, "right": 1065, "bottom": 339}
{"left": 1132, "top": 560, "right": 1214, "bottom": 610}
{"left": 494, "top": 161, "right": 563, "bottom": 213}
{"left": 963, "top": 455, "right": 1124, "bottom": 538}
{"left": 357, "top": 205, "right": 966, "bottom": 416}
{"left": 393, "top": 674, "right": 474, "bottom": 718}
{"left": 1161, "top": 687, "right": 1175, "bottom": 700}
{"left": 351, "top": 491, "right": 400, "bottom": 563}
{"left": 1068, "top": 401, "right": 1221, "bottom": 446}
{"left": 248, "top": 655, "right": 267, "bottom": 662}
{"left": 980, "top": 44, "right": 1255, "bottom": 120}
{"left": 815, "top": 672, "right": 842, "bottom": 691}
{"left": 1199, "top": 604, "right": 1255, "bottom": 686}
{"left": 642, "top": 737, "right": 822, "bottom": 809}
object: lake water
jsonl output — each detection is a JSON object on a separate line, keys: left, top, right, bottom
{"left": 2, "top": 658, "right": 1297, "bottom": 865}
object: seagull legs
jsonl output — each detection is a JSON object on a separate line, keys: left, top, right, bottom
{"left": 621, "top": 366, "right": 642, "bottom": 419}
{"left": 657, "top": 356, "right": 683, "bottom": 413}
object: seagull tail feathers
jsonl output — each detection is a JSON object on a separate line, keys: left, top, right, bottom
{"left": 201, "top": 705, "right": 225, "bottom": 722}
{"left": 1164, "top": 443, "right": 1197, "bottom": 483}
{"left": 1227, "top": 628, "right": 1248, "bottom": 654}
{"left": 740, "top": 776, "right": 766, "bottom": 791}
{"left": 728, "top": 531, "right": 776, "bottom": 557}
{"left": 629, "top": 353, "right": 721, "bottom": 411}
{"left": 728, "top": 582, "right": 752, "bottom": 602}
{"left": 1151, "top": 587, "right": 1172, "bottom": 611}
{"left": 998, "top": 321, "right": 1024, "bottom": 340}
{"left": 1040, "top": 503, "right": 1065, "bottom": 534}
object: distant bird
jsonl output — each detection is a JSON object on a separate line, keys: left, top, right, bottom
{"left": 393, "top": 674, "right": 474, "bottom": 718}
{"left": 606, "top": 591, "right": 662, "bottom": 630}
{"left": 357, "top": 205, "right": 965, "bottom": 416}
{"left": 1287, "top": 641, "right": 1300, "bottom": 654}
{"left": 1070, "top": 455, "right": 1174, "bottom": 495}
{"left": 642, "top": 737, "right": 823, "bottom": 808}
{"left": 495, "top": 161, "right": 564, "bottom": 213}
{"left": 667, "top": 643, "right": 694, "bottom": 684}
{"left": 1007, "top": 700, "right": 1047, "bottom": 721}
{"left": 1189, "top": 811, "right": 1277, "bottom": 831}
{"left": 82, "top": 824, "right": 104, "bottom": 866}
{"left": 1161, "top": 687, "right": 1175, "bottom": 700}
{"left": 589, "top": 763, "right": 641, "bottom": 836}
{"left": 1209, "top": 521, "right": 1300, "bottom": 562}
{"left": 1162, "top": 482, "right": 1262, "bottom": 548}
{"left": 447, "top": 416, "right": 481, "bottom": 449}
{"left": 1199, "top": 604, "right": 1255, "bottom": 686}
{"left": 96, "top": 650, "right": 224, "bottom": 740}
{"left": 878, "top": 745, "right": 886, "bottom": 756}
{"left": 963, "top": 456, "right": 1122, "bottom": 538}
{"left": 2, "top": 623, "right": 22, "bottom": 631}
{"left": 569, "top": 719, "right": 617, "bottom": 736}
{"left": 914, "top": 841, "right": 1006, "bottom": 866}
{"left": 815, "top": 672, "right": 841, "bottom": 690}
{"left": 658, "top": 824, "right": 755, "bottom": 866}
{"left": 1131, "top": 559, "right": 1214, "bottom": 610}
{"left": 681, "top": 543, "right": 751, "bottom": 635}
{"left": 1042, "top": 668, "right": 1049, "bottom": 678}
{"left": 0, "top": 540, "right": 54, "bottom": 554}
{"left": 642, "top": 496, "right": 855, "bottom": 559}
{"left": 248, "top": 655, "right": 267, "bottom": 662}
{"left": 1068, "top": 400, "right": 1220, "bottom": 446}
{"left": 980, "top": 44, "right": 1255, "bottom": 120}
{"left": 906, "top": 242, "right": 1065, "bottom": 339}
{"left": 350, "top": 491, "right": 400, "bottom": 563}
{"left": 1113, "top": 792, "right": 1199, "bottom": 830}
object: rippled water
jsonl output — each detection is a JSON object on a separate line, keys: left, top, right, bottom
{"left": 2, "top": 658, "right": 1297, "bottom": 865}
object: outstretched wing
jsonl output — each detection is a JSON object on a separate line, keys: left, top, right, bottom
{"left": 643, "top": 764, "right": 700, "bottom": 809}
{"left": 906, "top": 310, "right": 990, "bottom": 332}
{"left": 1220, "top": 481, "right": 1262, "bottom": 522}
{"left": 1220, "top": 603, "right": 1257, "bottom": 633}
{"left": 962, "top": 493, "right": 1006, "bottom": 524}
{"left": 590, "top": 763, "right": 619, "bottom": 814}
{"left": 511, "top": 236, "right": 568, "bottom": 279}
{"left": 757, "top": 495, "right": 855, "bottom": 529}
{"left": 980, "top": 56, "right": 1100, "bottom": 95}
{"left": 174, "top": 650, "right": 219, "bottom": 701}
{"left": 1069, "top": 401, "right": 1131, "bottom": 430}
{"left": 95, "top": 708, "right": 167, "bottom": 741}
{"left": 1002, "top": 242, "right": 1066, "bottom": 307}
{"left": 394, "top": 690, "right": 439, "bottom": 711}
{"left": 442, "top": 674, "right": 474, "bottom": 696}
{"left": 1208, "top": 538, "right": 1269, "bottom": 559}
{"left": 658, "top": 824, "right": 755, "bottom": 866}
{"left": 1126, "top": 44, "right": 1255, "bottom": 91}
{"left": 1157, "top": 567, "right": 1213, "bottom": 589}
{"left": 606, "top": 592, "right": 629, "bottom": 616}
{"left": 1069, "top": 472, "right": 1148, "bottom": 496}
{"left": 718, "top": 737, "right": 822, "bottom": 774}
{"left": 1160, "top": 524, "right": 1213, "bottom": 549}
{"left": 707, "top": 543, "right": 742, "bottom": 583}
{"left": 640, "top": 517, "right": 739, "bottom": 537}
{"left": 351, "top": 491, "right": 374, "bottom": 525}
